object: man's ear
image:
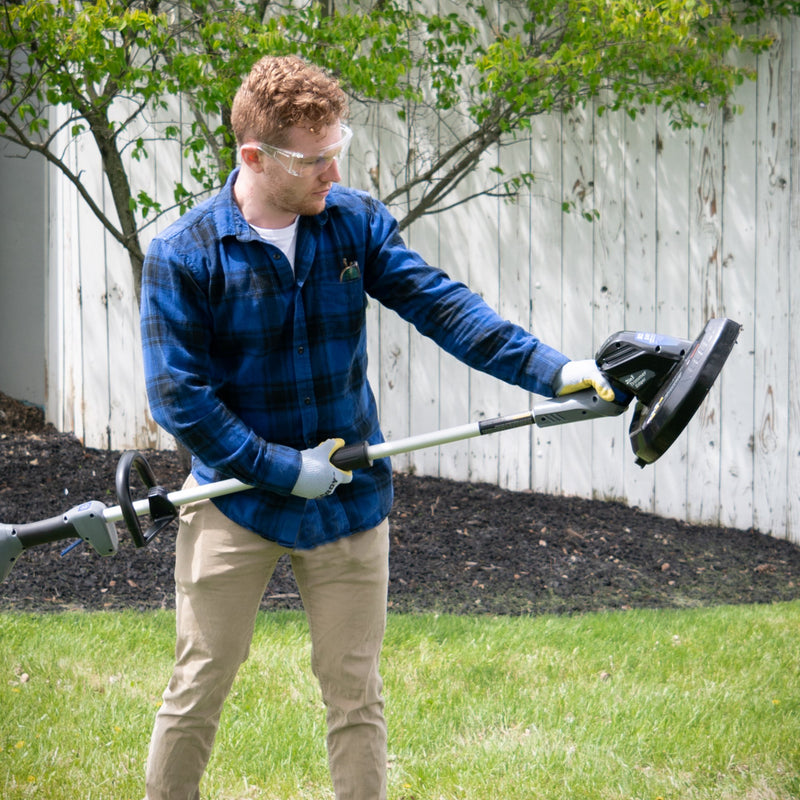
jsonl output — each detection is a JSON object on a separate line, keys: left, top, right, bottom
{"left": 240, "top": 145, "right": 263, "bottom": 172}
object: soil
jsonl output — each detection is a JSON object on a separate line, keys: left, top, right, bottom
{"left": 2, "top": 391, "right": 799, "bottom": 616}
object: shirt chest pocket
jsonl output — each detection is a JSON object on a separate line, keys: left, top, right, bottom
{"left": 304, "top": 277, "right": 367, "bottom": 345}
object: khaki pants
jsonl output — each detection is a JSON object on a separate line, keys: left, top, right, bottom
{"left": 145, "top": 480, "right": 389, "bottom": 800}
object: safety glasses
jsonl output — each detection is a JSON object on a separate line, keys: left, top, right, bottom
{"left": 247, "top": 123, "right": 353, "bottom": 178}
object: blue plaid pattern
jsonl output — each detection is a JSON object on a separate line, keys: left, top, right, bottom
{"left": 140, "top": 169, "right": 568, "bottom": 547}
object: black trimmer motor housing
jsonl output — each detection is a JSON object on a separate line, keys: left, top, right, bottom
{"left": 595, "top": 317, "right": 741, "bottom": 467}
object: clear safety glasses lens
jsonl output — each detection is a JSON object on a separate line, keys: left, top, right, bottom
{"left": 253, "top": 124, "right": 353, "bottom": 177}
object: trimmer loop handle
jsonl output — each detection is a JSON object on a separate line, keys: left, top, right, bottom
{"left": 115, "top": 451, "right": 178, "bottom": 548}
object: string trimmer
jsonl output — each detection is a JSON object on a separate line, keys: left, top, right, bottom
{"left": 0, "top": 317, "right": 740, "bottom": 582}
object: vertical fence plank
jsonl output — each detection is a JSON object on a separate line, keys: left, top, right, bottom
{"left": 45, "top": 109, "right": 68, "bottom": 433}
{"left": 652, "top": 111, "right": 691, "bottom": 519}
{"left": 687, "top": 106, "right": 725, "bottom": 524}
{"left": 407, "top": 208, "right": 444, "bottom": 477}
{"left": 430, "top": 0, "right": 473, "bottom": 480}
{"left": 105, "top": 246, "right": 139, "bottom": 450}
{"left": 591, "top": 103, "right": 627, "bottom": 499}
{"left": 403, "top": 103, "right": 446, "bottom": 479}
{"left": 788, "top": 17, "right": 800, "bottom": 542}
{"left": 463, "top": 175, "right": 502, "bottom": 485}
{"left": 103, "top": 103, "right": 141, "bottom": 451}
{"left": 720, "top": 67, "right": 758, "bottom": 532}
{"left": 351, "top": 105, "right": 384, "bottom": 447}
{"left": 492, "top": 0, "right": 533, "bottom": 491}
{"left": 463, "top": 0, "right": 503, "bottom": 484}
{"left": 529, "top": 114, "right": 565, "bottom": 494}
{"left": 73, "top": 132, "right": 112, "bottom": 446}
{"left": 434, "top": 213, "right": 472, "bottom": 481}
{"left": 375, "top": 108, "right": 413, "bottom": 473}
{"left": 560, "top": 105, "right": 596, "bottom": 497}
{"left": 622, "top": 108, "right": 658, "bottom": 510}
{"left": 754, "top": 19, "right": 792, "bottom": 537}
{"left": 497, "top": 136, "right": 535, "bottom": 491}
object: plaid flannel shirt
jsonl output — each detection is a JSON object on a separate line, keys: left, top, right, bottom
{"left": 140, "top": 169, "right": 568, "bottom": 548}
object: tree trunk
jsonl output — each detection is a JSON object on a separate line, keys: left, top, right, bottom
{"left": 85, "top": 109, "right": 146, "bottom": 303}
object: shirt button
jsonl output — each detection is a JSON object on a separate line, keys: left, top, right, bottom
{"left": 304, "top": 397, "right": 312, "bottom": 405}
{"left": 297, "top": 346, "right": 305, "bottom": 354}
{"left": 272, "top": 252, "right": 281, "bottom": 260}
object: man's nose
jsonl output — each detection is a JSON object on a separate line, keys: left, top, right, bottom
{"left": 321, "top": 157, "right": 341, "bottom": 182}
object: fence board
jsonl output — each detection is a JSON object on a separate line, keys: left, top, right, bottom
{"left": 622, "top": 108, "right": 657, "bottom": 510}
{"left": 529, "top": 114, "right": 565, "bottom": 494}
{"left": 687, "top": 106, "right": 725, "bottom": 524}
{"left": 652, "top": 112, "right": 691, "bottom": 520}
{"left": 591, "top": 103, "right": 627, "bottom": 499}
{"left": 560, "top": 105, "right": 596, "bottom": 497}
{"left": 720, "top": 67, "right": 758, "bottom": 532}
{"left": 71, "top": 132, "right": 106, "bottom": 443}
{"left": 376, "top": 112, "right": 412, "bottom": 472}
{"left": 464, "top": 176, "right": 502, "bottom": 484}
{"left": 434, "top": 217, "right": 471, "bottom": 482}
{"left": 789, "top": 17, "right": 800, "bottom": 542}
{"left": 754, "top": 19, "right": 792, "bottom": 537}
{"left": 407, "top": 212, "right": 443, "bottom": 478}
{"left": 45, "top": 111, "right": 71, "bottom": 434}
{"left": 352, "top": 107, "right": 384, "bottom": 442}
{"left": 497, "top": 136, "right": 534, "bottom": 491}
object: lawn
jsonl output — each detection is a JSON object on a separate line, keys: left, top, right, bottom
{"left": 1, "top": 602, "right": 798, "bottom": 799}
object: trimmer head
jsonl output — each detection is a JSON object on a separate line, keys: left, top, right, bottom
{"left": 596, "top": 317, "right": 741, "bottom": 466}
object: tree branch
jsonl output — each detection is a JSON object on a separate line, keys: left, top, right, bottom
{"left": 0, "top": 116, "right": 128, "bottom": 253}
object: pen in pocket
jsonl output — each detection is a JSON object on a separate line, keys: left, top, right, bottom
{"left": 339, "top": 258, "right": 360, "bottom": 282}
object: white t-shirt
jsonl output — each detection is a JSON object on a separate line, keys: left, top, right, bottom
{"left": 250, "top": 217, "right": 299, "bottom": 272}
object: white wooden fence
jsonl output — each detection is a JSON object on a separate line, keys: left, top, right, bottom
{"left": 18, "top": 16, "right": 800, "bottom": 542}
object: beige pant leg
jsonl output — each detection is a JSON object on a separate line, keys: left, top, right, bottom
{"left": 291, "top": 519, "right": 390, "bottom": 800}
{"left": 145, "top": 481, "right": 284, "bottom": 800}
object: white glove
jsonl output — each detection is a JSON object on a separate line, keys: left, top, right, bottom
{"left": 553, "top": 359, "right": 615, "bottom": 402}
{"left": 291, "top": 438, "right": 353, "bottom": 499}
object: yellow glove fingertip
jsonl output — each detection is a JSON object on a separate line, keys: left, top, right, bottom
{"left": 328, "top": 438, "right": 353, "bottom": 477}
{"left": 597, "top": 385, "right": 615, "bottom": 403}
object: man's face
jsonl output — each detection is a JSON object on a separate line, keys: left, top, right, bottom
{"left": 242, "top": 123, "right": 348, "bottom": 224}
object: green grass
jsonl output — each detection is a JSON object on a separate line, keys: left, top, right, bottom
{"left": 1, "top": 603, "right": 798, "bottom": 799}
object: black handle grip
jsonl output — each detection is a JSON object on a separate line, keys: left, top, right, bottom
{"left": 5, "top": 514, "right": 79, "bottom": 550}
{"left": 331, "top": 442, "right": 372, "bottom": 471}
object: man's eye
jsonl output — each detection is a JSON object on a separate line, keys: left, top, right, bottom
{"left": 319, "top": 150, "right": 342, "bottom": 163}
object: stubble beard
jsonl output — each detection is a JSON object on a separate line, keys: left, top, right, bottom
{"left": 269, "top": 178, "right": 330, "bottom": 221}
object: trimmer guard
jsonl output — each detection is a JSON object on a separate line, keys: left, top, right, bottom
{"left": 596, "top": 318, "right": 741, "bottom": 467}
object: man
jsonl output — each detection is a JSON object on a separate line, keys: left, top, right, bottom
{"left": 140, "top": 55, "right": 612, "bottom": 800}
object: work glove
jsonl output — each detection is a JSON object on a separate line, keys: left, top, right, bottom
{"left": 553, "top": 359, "right": 615, "bottom": 402}
{"left": 291, "top": 438, "right": 353, "bottom": 499}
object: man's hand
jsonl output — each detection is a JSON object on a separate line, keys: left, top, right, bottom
{"left": 291, "top": 438, "right": 354, "bottom": 499}
{"left": 553, "top": 360, "right": 615, "bottom": 402}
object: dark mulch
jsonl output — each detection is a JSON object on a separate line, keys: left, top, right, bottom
{"left": 2, "top": 391, "right": 799, "bottom": 615}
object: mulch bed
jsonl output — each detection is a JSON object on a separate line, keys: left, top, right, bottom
{"left": 2, "top": 391, "right": 799, "bottom": 615}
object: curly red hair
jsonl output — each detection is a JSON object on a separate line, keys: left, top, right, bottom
{"left": 231, "top": 55, "right": 349, "bottom": 147}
